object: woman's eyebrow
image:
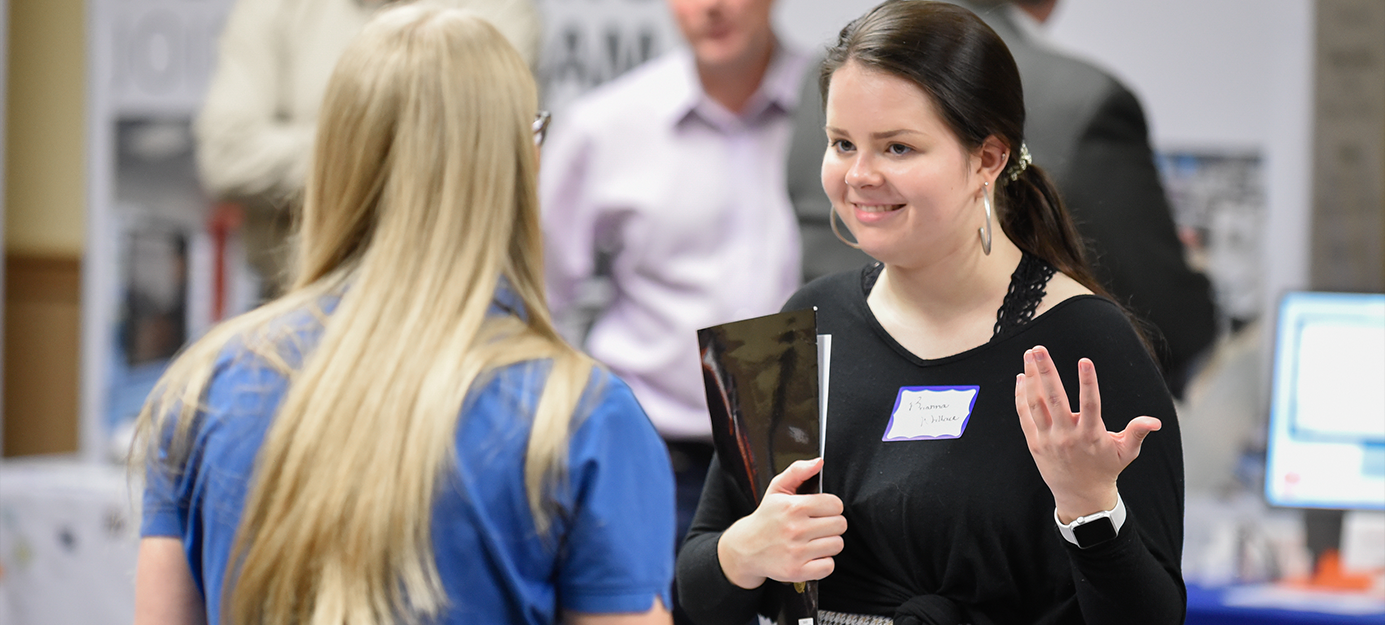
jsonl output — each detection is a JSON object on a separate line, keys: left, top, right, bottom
{"left": 824, "top": 126, "right": 922, "bottom": 140}
{"left": 871, "top": 129, "right": 922, "bottom": 139}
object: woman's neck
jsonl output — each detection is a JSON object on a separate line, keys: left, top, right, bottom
{"left": 868, "top": 234, "right": 1024, "bottom": 359}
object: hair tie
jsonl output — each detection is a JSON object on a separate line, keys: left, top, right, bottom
{"left": 1005, "top": 143, "right": 1032, "bottom": 182}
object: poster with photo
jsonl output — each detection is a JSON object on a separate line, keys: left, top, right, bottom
{"left": 85, "top": 0, "right": 241, "bottom": 459}
{"left": 1156, "top": 151, "right": 1266, "bottom": 331}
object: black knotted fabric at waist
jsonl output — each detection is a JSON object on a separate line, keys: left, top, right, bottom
{"left": 892, "top": 594, "right": 971, "bottom": 625}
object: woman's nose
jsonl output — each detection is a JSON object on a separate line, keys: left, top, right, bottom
{"left": 845, "top": 154, "right": 882, "bottom": 188}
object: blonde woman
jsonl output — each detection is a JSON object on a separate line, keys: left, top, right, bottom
{"left": 132, "top": 5, "right": 674, "bottom": 624}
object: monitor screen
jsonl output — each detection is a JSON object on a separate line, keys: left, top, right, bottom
{"left": 1265, "top": 291, "right": 1385, "bottom": 510}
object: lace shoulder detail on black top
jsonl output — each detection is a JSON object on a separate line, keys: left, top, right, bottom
{"left": 993, "top": 252, "right": 1057, "bottom": 339}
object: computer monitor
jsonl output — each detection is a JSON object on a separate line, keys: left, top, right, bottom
{"left": 1264, "top": 291, "right": 1385, "bottom": 511}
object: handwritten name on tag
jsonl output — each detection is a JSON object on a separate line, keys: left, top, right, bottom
{"left": 882, "top": 386, "right": 980, "bottom": 441}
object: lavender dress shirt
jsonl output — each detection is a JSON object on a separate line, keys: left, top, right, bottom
{"left": 541, "top": 46, "right": 811, "bottom": 441}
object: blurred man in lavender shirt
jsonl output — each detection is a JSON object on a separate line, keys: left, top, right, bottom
{"left": 540, "top": 0, "right": 808, "bottom": 549}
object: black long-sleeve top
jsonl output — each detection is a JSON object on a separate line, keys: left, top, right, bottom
{"left": 676, "top": 268, "right": 1185, "bottom": 624}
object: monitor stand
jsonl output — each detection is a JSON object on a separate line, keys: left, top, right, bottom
{"left": 1283, "top": 509, "right": 1374, "bottom": 590}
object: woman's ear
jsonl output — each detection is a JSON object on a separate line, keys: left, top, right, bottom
{"left": 975, "top": 135, "right": 1010, "bottom": 186}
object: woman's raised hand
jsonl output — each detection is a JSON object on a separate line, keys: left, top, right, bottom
{"left": 1015, "top": 345, "right": 1162, "bottom": 523}
{"left": 716, "top": 458, "right": 847, "bottom": 589}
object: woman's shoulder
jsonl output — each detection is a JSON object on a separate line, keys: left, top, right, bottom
{"left": 568, "top": 367, "right": 670, "bottom": 475}
{"left": 577, "top": 367, "right": 657, "bottom": 434}
{"left": 1035, "top": 271, "right": 1093, "bottom": 317}
{"left": 582, "top": 366, "right": 640, "bottom": 412}
{"left": 1034, "top": 292, "right": 1136, "bottom": 336}
{"left": 1029, "top": 268, "right": 1138, "bottom": 334}
{"left": 1027, "top": 292, "right": 1164, "bottom": 378}
{"left": 208, "top": 302, "right": 331, "bottom": 380}
{"left": 476, "top": 361, "right": 650, "bottom": 433}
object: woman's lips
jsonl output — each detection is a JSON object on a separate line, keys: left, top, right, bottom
{"left": 853, "top": 203, "right": 904, "bottom": 213}
{"left": 852, "top": 202, "right": 905, "bottom": 224}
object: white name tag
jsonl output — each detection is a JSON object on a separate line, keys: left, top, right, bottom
{"left": 882, "top": 386, "right": 980, "bottom": 441}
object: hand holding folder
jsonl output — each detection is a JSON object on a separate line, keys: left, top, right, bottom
{"left": 699, "top": 309, "right": 841, "bottom": 625}
{"left": 717, "top": 457, "right": 846, "bottom": 589}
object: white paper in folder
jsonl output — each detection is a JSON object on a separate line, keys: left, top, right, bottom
{"left": 818, "top": 333, "right": 831, "bottom": 474}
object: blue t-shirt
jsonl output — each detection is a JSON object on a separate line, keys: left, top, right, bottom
{"left": 141, "top": 297, "right": 675, "bottom": 624}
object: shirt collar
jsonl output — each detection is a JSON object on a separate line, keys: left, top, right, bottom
{"left": 489, "top": 275, "right": 528, "bottom": 321}
{"left": 667, "top": 41, "right": 806, "bottom": 129}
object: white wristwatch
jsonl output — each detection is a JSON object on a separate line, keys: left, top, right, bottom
{"left": 1055, "top": 494, "right": 1126, "bottom": 549}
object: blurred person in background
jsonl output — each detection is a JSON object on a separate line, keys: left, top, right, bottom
{"left": 540, "top": 0, "right": 810, "bottom": 551}
{"left": 196, "top": 0, "right": 540, "bottom": 297}
{"left": 133, "top": 6, "right": 674, "bottom": 624}
{"left": 786, "top": 0, "right": 1216, "bottom": 398}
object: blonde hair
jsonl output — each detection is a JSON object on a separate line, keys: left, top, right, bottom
{"left": 133, "top": 4, "right": 593, "bottom": 623}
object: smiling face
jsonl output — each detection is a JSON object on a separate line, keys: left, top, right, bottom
{"left": 821, "top": 61, "right": 994, "bottom": 268}
{"left": 667, "top": 0, "right": 776, "bottom": 71}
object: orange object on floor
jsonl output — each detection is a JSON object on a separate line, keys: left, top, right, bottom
{"left": 1283, "top": 549, "right": 1376, "bottom": 591}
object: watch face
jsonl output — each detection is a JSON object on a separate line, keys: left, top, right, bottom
{"left": 1073, "top": 517, "right": 1117, "bottom": 549}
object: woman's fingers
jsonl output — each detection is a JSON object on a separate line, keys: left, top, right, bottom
{"left": 1077, "top": 358, "right": 1105, "bottom": 435}
{"left": 780, "top": 493, "right": 845, "bottom": 528}
{"left": 1030, "top": 347, "right": 1076, "bottom": 429}
{"left": 719, "top": 487, "right": 847, "bottom": 588}
{"left": 804, "top": 534, "right": 846, "bottom": 561}
{"left": 766, "top": 458, "right": 824, "bottom": 496}
{"left": 1024, "top": 346, "right": 1074, "bottom": 430}
{"left": 1112, "top": 416, "right": 1162, "bottom": 464}
{"left": 1022, "top": 349, "right": 1054, "bottom": 430}
{"left": 772, "top": 514, "right": 846, "bottom": 582}
{"left": 808, "top": 508, "right": 848, "bottom": 537}
{"left": 795, "top": 553, "right": 837, "bottom": 582}
{"left": 758, "top": 497, "right": 847, "bottom": 583}
{"left": 1015, "top": 374, "right": 1039, "bottom": 440}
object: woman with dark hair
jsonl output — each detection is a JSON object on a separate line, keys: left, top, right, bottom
{"left": 676, "top": 2, "right": 1184, "bottom": 624}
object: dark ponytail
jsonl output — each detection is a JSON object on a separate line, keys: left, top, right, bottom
{"left": 998, "top": 163, "right": 1104, "bottom": 296}
{"left": 821, "top": 0, "right": 1153, "bottom": 353}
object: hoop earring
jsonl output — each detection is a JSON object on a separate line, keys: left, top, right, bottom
{"left": 830, "top": 204, "right": 862, "bottom": 250}
{"left": 979, "top": 182, "right": 993, "bottom": 256}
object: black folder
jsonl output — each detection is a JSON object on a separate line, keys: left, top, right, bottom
{"left": 699, "top": 308, "right": 821, "bottom": 625}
